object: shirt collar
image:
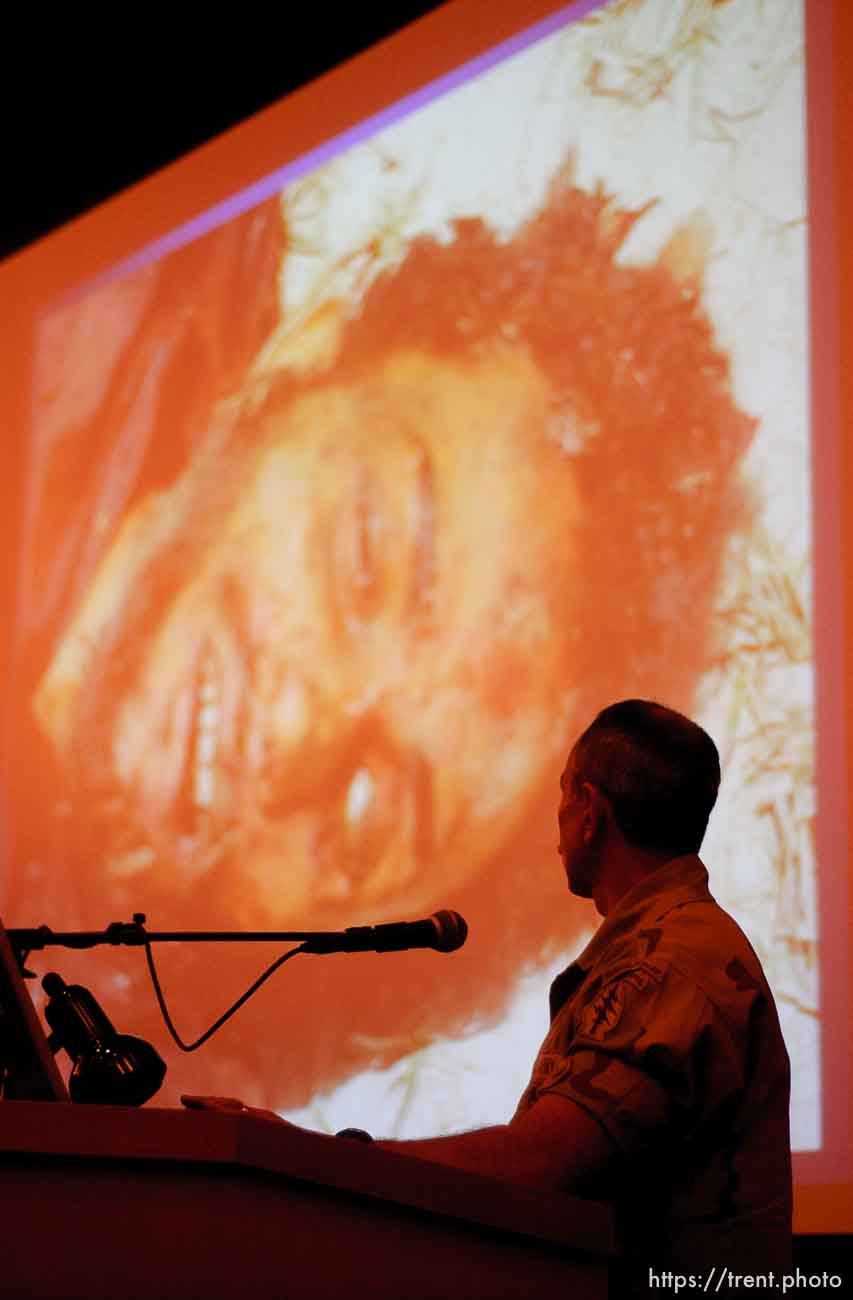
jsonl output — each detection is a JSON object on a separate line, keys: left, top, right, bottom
{"left": 572, "top": 853, "right": 712, "bottom": 976}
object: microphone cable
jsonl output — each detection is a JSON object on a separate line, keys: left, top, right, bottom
{"left": 142, "top": 936, "right": 306, "bottom": 1052}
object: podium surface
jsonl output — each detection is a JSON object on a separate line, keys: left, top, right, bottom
{"left": 0, "top": 1101, "right": 612, "bottom": 1299}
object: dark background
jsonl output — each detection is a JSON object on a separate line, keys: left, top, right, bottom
{"left": 1, "top": 6, "right": 446, "bottom": 263}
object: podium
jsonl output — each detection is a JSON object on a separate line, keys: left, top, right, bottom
{"left": 0, "top": 1101, "right": 612, "bottom": 1299}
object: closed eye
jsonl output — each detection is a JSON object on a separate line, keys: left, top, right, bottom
{"left": 406, "top": 440, "right": 436, "bottom": 622}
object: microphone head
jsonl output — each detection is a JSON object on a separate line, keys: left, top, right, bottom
{"left": 430, "top": 910, "right": 468, "bottom": 953}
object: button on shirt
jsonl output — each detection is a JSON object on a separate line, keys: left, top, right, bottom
{"left": 514, "top": 855, "right": 792, "bottom": 1277}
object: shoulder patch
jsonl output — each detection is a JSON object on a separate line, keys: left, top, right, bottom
{"left": 577, "top": 968, "right": 652, "bottom": 1039}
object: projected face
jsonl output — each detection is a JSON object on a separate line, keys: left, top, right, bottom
{"left": 35, "top": 345, "right": 579, "bottom": 925}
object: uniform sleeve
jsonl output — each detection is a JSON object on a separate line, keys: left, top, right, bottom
{"left": 534, "top": 963, "right": 745, "bottom": 1161}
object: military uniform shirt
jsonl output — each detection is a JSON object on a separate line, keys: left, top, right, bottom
{"left": 514, "top": 855, "right": 792, "bottom": 1279}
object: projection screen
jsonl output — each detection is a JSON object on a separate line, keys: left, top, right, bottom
{"left": 1, "top": 0, "right": 850, "bottom": 1236}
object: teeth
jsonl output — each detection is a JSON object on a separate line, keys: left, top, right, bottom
{"left": 193, "top": 764, "right": 216, "bottom": 808}
{"left": 196, "top": 707, "right": 219, "bottom": 761}
{"left": 346, "top": 767, "right": 375, "bottom": 825}
{"left": 193, "top": 654, "right": 221, "bottom": 810}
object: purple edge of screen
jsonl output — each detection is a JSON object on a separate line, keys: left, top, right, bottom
{"left": 65, "top": 0, "right": 609, "bottom": 302}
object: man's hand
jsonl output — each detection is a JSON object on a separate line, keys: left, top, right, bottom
{"left": 179, "top": 1091, "right": 618, "bottom": 1195}
{"left": 181, "top": 1094, "right": 289, "bottom": 1124}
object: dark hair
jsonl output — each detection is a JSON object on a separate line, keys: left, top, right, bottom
{"left": 260, "top": 163, "right": 756, "bottom": 718}
{"left": 571, "top": 699, "right": 720, "bottom": 855}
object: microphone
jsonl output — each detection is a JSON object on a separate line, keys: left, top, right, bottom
{"left": 300, "top": 909, "right": 468, "bottom": 955}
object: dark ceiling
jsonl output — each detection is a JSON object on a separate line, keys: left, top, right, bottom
{"left": 1, "top": 5, "right": 447, "bottom": 262}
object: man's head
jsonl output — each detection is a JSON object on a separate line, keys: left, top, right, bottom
{"left": 558, "top": 700, "right": 720, "bottom": 907}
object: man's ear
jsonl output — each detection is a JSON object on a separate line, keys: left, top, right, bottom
{"left": 581, "top": 782, "right": 611, "bottom": 842}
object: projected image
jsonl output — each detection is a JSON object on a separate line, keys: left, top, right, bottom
{"left": 29, "top": 175, "right": 751, "bottom": 931}
{"left": 12, "top": 0, "right": 816, "bottom": 1139}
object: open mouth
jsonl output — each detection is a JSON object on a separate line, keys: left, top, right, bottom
{"left": 98, "top": 613, "right": 435, "bottom": 921}
{"left": 247, "top": 738, "right": 435, "bottom": 916}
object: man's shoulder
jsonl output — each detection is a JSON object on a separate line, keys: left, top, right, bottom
{"left": 584, "top": 891, "right": 775, "bottom": 1020}
{"left": 641, "top": 895, "right": 785, "bottom": 1042}
{"left": 656, "top": 893, "right": 766, "bottom": 972}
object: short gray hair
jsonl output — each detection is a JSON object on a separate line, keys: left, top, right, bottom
{"left": 570, "top": 699, "right": 720, "bottom": 855}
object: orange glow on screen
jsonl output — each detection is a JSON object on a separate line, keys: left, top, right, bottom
{"left": 15, "top": 166, "right": 756, "bottom": 1113}
{"left": 1, "top": 0, "right": 850, "bottom": 1235}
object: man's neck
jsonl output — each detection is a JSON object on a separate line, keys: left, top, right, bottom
{"left": 592, "top": 846, "right": 673, "bottom": 917}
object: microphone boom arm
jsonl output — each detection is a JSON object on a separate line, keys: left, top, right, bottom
{"left": 8, "top": 909, "right": 468, "bottom": 965}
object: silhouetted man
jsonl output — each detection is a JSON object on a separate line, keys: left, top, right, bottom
{"left": 187, "top": 699, "right": 792, "bottom": 1290}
